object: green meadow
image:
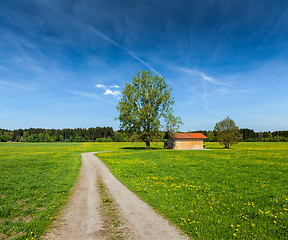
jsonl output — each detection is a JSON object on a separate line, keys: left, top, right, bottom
{"left": 0, "top": 142, "right": 287, "bottom": 239}
{"left": 0, "top": 142, "right": 140, "bottom": 239}
{"left": 97, "top": 142, "right": 288, "bottom": 239}
{"left": 0, "top": 143, "right": 81, "bottom": 239}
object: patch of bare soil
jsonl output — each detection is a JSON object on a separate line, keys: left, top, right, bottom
{"left": 43, "top": 152, "right": 189, "bottom": 240}
{"left": 0, "top": 233, "right": 8, "bottom": 239}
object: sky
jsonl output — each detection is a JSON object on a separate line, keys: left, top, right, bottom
{"left": 1, "top": 0, "right": 288, "bottom": 132}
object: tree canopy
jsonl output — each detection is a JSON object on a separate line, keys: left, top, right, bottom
{"left": 116, "top": 70, "right": 182, "bottom": 149}
{"left": 0, "top": 127, "right": 115, "bottom": 142}
{"left": 214, "top": 116, "right": 240, "bottom": 148}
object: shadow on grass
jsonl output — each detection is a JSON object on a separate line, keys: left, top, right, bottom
{"left": 120, "top": 147, "right": 163, "bottom": 150}
{"left": 205, "top": 145, "right": 237, "bottom": 150}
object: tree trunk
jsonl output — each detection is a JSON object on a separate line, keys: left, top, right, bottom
{"left": 146, "top": 141, "right": 150, "bottom": 149}
{"left": 224, "top": 143, "right": 230, "bottom": 148}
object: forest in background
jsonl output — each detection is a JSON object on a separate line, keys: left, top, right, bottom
{"left": 0, "top": 127, "right": 118, "bottom": 142}
{"left": 191, "top": 128, "right": 288, "bottom": 142}
{"left": 1, "top": 127, "right": 288, "bottom": 142}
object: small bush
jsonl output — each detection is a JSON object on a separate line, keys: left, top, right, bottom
{"left": 96, "top": 138, "right": 113, "bottom": 142}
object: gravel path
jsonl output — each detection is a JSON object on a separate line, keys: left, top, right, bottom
{"left": 44, "top": 152, "right": 189, "bottom": 240}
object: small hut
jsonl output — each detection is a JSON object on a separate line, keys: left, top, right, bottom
{"left": 166, "top": 133, "right": 208, "bottom": 150}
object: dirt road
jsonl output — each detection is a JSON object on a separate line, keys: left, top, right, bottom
{"left": 44, "top": 152, "right": 189, "bottom": 240}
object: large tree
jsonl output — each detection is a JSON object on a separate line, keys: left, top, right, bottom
{"left": 214, "top": 116, "right": 240, "bottom": 148}
{"left": 116, "top": 70, "right": 182, "bottom": 149}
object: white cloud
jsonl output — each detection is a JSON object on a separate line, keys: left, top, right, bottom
{"left": 95, "top": 83, "right": 105, "bottom": 88}
{"left": 104, "top": 89, "right": 121, "bottom": 96}
{"left": 95, "top": 83, "right": 122, "bottom": 98}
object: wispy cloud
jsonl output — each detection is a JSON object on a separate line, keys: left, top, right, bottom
{"left": 201, "top": 105, "right": 222, "bottom": 119}
{"left": 128, "top": 51, "right": 162, "bottom": 76}
{"left": 69, "top": 91, "right": 114, "bottom": 104}
{"left": 88, "top": 25, "right": 161, "bottom": 76}
{"left": 176, "top": 66, "right": 256, "bottom": 100}
{"left": 0, "top": 80, "right": 37, "bottom": 91}
{"left": 177, "top": 67, "right": 229, "bottom": 86}
{"left": 175, "top": 67, "right": 224, "bottom": 103}
{"left": 95, "top": 84, "right": 120, "bottom": 89}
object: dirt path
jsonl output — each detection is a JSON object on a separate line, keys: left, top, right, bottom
{"left": 44, "top": 152, "right": 189, "bottom": 240}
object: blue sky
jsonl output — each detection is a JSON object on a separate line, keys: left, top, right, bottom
{"left": 1, "top": 0, "right": 288, "bottom": 132}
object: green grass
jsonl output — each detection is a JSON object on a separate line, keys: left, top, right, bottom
{"left": 97, "top": 142, "right": 288, "bottom": 239}
{"left": 1, "top": 142, "right": 288, "bottom": 239}
{"left": 0, "top": 142, "right": 103, "bottom": 240}
{"left": 0, "top": 141, "right": 150, "bottom": 239}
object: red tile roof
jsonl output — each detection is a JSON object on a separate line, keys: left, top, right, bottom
{"left": 173, "top": 133, "right": 208, "bottom": 139}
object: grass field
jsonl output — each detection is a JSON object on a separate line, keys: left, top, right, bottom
{"left": 0, "top": 142, "right": 143, "bottom": 239}
{"left": 97, "top": 142, "right": 288, "bottom": 239}
{"left": 1, "top": 142, "right": 287, "bottom": 239}
{"left": 0, "top": 143, "right": 83, "bottom": 239}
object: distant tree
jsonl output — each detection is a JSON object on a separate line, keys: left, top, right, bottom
{"left": 27, "top": 134, "right": 38, "bottom": 142}
{"left": 23, "top": 131, "right": 30, "bottom": 140}
{"left": 274, "top": 135, "right": 281, "bottom": 142}
{"left": 13, "top": 129, "right": 23, "bottom": 141}
{"left": 258, "top": 132, "right": 263, "bottom": 142}
{"left": 281, "top": 136, "right": 288, "bottom": 142}
{"left": 240, "top": 128, "right": 256, "bottom": 141}
{"left": 38, "top": 133, "right": 45, "bottom": 142}
{"left": 44, "top": 133, "right": 50, "bottom": 142}
{"left": 0, "top": 134, "right": 8, "bottom": 142}
{"left": 274, "top": 131, "right": 288, "bottom": 138}
{"left": 59, "top": 135, "right": 64, "bottom": 142}
{"left": 208, "top": 132, "right": 215, "bottom": 142}
{"left": 53, "top": 132, "right": 59, "bottom": 142}
{"left": 214, "top": 116, "right": 240, "bottom": 148}
{"left": 263, "top": 132, "right": 273, "bottom": 142}
{"left": 8, "top": 132, "right": 13, "bottom": 141}
{"left": 113, "top": 132, "right": 121, "bottom": 142}
{"left": 116, "top": 70, "right": 182, "bottom": 149}
{"left": 96, "top": 137, "right": 113, "bottom": 142}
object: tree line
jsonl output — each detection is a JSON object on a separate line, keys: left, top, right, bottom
{"left": 1, "top": 127, "right": 287, "bottom": 143}
{"left": 0, "top": 127, "right": 120, "bottom": 142}
{"left": 190, "top": 129, "right": 288, "bottom": 142}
